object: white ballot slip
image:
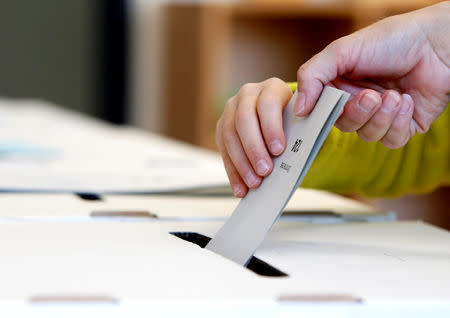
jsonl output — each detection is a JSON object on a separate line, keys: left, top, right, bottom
{"left": 206, "top": 86, "right": 350, "bottom": 266}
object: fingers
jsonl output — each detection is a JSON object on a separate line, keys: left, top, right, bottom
{"left": 333, "top": 89, "right": 415, "bottom": 148}
{"left": 221, "top": 96, "right": 262, "bottom": 190}
{"left": 216, "top": 78, "right": 292, "bottom": 197}
{"left": 295, "top": 37, "right": 357, "bottom": 116}
{"left": 216, "top": 125, "right": 248, "bottom": 198}
{"left": 357, "top": 90, "right": 401, "bottom": 141}
{"left": 381, "top": 94, "right": 414, "bottom": 148}
{"left": 256, "top": 78, "right": 293, "bottom": 156}
{"left": 335, "top": 89, "right": 382, "bottom": 132}
{"left": 334, "top": 89, "right": 414, "bottom": 148}
{"left": 235, "top": 86, "right": 273, "bottom": 177}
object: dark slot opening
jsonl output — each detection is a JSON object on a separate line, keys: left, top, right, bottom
{"left": 170, "top": 232, "right": 288, "bottom": 278}
{"left": 75, "top": 193, "right": 103, "bottom": 201}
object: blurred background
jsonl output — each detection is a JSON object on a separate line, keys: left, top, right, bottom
{"left": 0, "top": 0, "right": 448, "bottom": 228}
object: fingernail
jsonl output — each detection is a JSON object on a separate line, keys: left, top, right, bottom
{"left": 245, "top": 171, "right": 260, "bottom": 188}
{"left": 358, "top": 93, "right": 378, "bottom": 113}
{"left": 256, "top": 159, "right": 270, "bottom": 175}
{"left": 294, "top": 92, "right": 306, "bottom": 116}
{"left": 399, "top": 94, "right": 412, "bottom": 115}
{"left": 232, "top": 184, "right": 245, "bottom": 197}
{"left": 269, "top": 140, "right": 284, "bottom": 155}
{"left": 381, "top": 91, "right": 400, "bottom": 113}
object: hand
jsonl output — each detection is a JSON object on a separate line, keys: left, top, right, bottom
{"left": 295, "top": 2, "right": 450, "bottom": 148}
{"left": 216, "top": 78, "right": 293, "bottom": 197}
{"left": 217, "top": 3, "right": 450, "bottom": 198}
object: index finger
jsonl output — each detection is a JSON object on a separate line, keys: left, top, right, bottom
{"left": 256, "top": 78, "right": 293, "bottom": 156}
{"left": 295, "top": 37, "right": 357, "bottom": 116}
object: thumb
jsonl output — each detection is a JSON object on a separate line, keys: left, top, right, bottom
{"left": 294, "top": 37, "right": 357, "bottom": 116}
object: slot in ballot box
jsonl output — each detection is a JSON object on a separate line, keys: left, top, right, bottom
{"left": 0, "top": 220, "right": 449, "bottom": 309}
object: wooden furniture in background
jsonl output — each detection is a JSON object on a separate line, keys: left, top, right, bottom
{"left": 163, "top": 0, "right": 439, "bottom": 149}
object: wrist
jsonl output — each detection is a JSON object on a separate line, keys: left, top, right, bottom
{"left": 416, "top": 2, "right": 450, "bottom": 69}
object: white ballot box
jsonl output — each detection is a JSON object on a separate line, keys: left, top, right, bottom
{"left": 0, "top": 220, "right": 449, "bottom": 316}
{"left": 1, "top": 95, "right": 448, "bottom": 317}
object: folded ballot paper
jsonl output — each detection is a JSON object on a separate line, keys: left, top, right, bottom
{"left": 206, "top": 86, "right": 350, "bottom": 266}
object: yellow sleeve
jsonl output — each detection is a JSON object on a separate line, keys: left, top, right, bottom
{"left": 287, "top": 82, "right": 450, "bottom": 197}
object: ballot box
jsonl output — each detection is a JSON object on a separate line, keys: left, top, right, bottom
{"left": 1, "top": 95, "right": 448, "bottom": 317}
{"left": 0, "top": 190, "right": 449, "bottom": 317}
{"left": 0, "top": 220, "right": 449, "bottom": 317}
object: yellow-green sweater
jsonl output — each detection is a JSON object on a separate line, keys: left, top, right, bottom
{"left": 287, "top": 82, "right": 450, "bottom": 197}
